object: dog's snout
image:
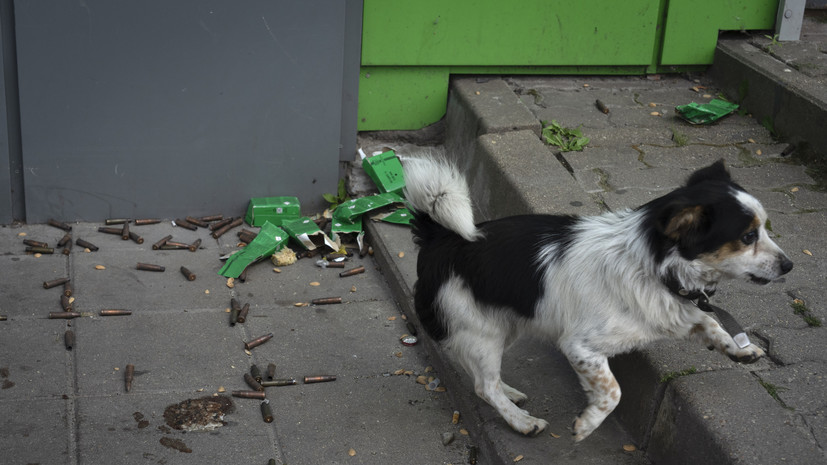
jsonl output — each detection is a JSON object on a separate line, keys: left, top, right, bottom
{"left": 780, "top": 256, "right": 794, "bottom": 275}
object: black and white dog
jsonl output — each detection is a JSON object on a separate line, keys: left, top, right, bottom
{"left": 404, "top": 156, "right": 792, "bottom": 442}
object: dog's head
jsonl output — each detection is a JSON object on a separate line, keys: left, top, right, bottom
{"left": 655, "top": 160, "right": 793, "bottom": 284}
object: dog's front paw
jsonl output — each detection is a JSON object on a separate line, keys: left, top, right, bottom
{"left": 727, "top": 343, "right": 765, "bottom": 364}
{"left": 508, "top": 414, "right": 548, "bottom": 437}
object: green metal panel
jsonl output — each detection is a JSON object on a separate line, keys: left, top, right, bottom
{"left": 362, "top": 0, "right": 660, "bottom": 66}
{"left": 660, "top": 0, "right": 778, "bottom": 65}
{"left": 357, "top": 66, "right": 449, "bottom": 131}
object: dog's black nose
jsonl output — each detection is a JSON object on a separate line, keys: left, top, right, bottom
{"left": 780, "top": 257, "right": 794, "bottom": 275}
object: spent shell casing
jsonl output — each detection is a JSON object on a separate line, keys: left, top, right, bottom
{"left": 63, "top": 281, "right": 73, "bottom": 298}
{"left": 238, "top": 231, "right": 257, "bottom": 244}
{"left": 60, "top": 294, "right": 73, "bottom": 312}
{"left": 452, "top": 410, "right": 460, "bottom": 424}
{"left": 211, "top": 217, "right": 243, "bottom": 239}
{"left": 244, "top": 332, "right": 274, "bottom": 350}
{"left": 57, "top": 233, "right": 72, "bottom": 247}
{"left": 595, "top": 99, "right": 610, "bottom": 114}
{"left": 188, "top": 238, "right": 201, "bottom": 252}
{"left": 100, "top": 309, "right": 132, "bottom": 316}
{"left": 250, "top": 364, "right": 263, "bottom": 382}
{"left": 244, "top": 373, "right": 264, "bottom": 391}
{"left": 231, "top": 390, "right": 266, "bottom": 400}
{"left": 260, "top": 378, "right": 297, "bottom": 387}
{"left": 200, "top": 214, "right": 223, "bottom": 222}
{"left": 325, "top": 261, "right": 345, "bottom": 268}
{"left": 64, "top": 330, "right": 75, "bottom": 350}
{"left": 128, "top": 231, "right": 144, "bottom": 244}
{"left": 266, "top": 363, "right": 276, "bottom": 380}
{"left": 237, "top": 303, "right": 249, "bottom": 324}
{"left": 26, "top": 246, "right": 54, "bottom": 254}
{"left": 104, "top": 218, "right": 130, "bottom": 225}
{"left": 121, "top": 222, "right": 130, "bottom": 240}
{"left": 185, "top": 216, "right": 208, "bottom": 228}
{"left": 230, "top": 298, "right": 241, "bottom": 326}
{"left": 173, "top": 218, "right": 198, "bottom": 231}
{"left": 125, "top": 364, "right": 134, "bottom": 392}
{"left": 0, "top": 315, "right": 6, "bottom": 321}
{"left": 208, "top": 217, "right": 233, "bottom": 231}
{"left": 75, "top": 238, "right": 98, "bottom": 251}
{"left": 49, "top": 312, "right": 81, "bottom": 319}
{"left": 260, "top": 400, "right": 274, "bottom": 423}
{"left": 268, "top": 460, "right": 277, "bottom": 465}
{"left": 152, "top": 235, "right": 172, "bottom": 250}
{"left": 23, "top": 239, "right": 49, "bottom": 248}
{"left": 180, "top": 266, "right": 196, "bottom": 281}
{"left": 303, "top": 375, "right": 336, "bottom": 384}
{"left": 136, "top": 263, "right": 165, "bottom": 272}
{"left": 311, "top": 297, "right": 342, "bottom": 305}
{"left": 62, "top": 242, "right": 72, "bottom": 255}
{"left": 97, "top": 226, "right": 122, "bottom": 235}
{"left": 133, "top": 218, "right": 161, "bottom": 226}
{"left": 238, "top": 267, "right": 248, "bottom": 283}
{"left": 43, "top": 277, "right": 70, "bottom": 289}
{"left": 339, "top": 266, "right": 365, "bottom": 278}
{"left": 162, "top": 241, "right": 190, "bottom": 250}
{"left": 48, "top": 219, "right": 72, "bottom": 231}
{"left": 468, "top": 445, "right": 478, "bottom": 464}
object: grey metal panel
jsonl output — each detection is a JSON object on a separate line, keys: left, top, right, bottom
{"left": 0, "top": 5, "right": 12, "bottom": 224}
{"left": 15, "top": 1, "right": 353, "bottom": 222}
{"left": 339, "top": 0, "right": 363, "bottom": 164}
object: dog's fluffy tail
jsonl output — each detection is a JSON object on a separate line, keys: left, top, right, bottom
{"left": 403, "top": 156, "right": 481, "bottom": 242}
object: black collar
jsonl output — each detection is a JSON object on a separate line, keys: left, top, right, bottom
{"left": 662, "top": 274, "right": 716, "bottom": 304}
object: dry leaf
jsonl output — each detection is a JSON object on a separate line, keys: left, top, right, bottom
{"left": 226, "top": 277, "right": 235, "bottom": 288}
{"left": 459, "top": 428, "right": 469, "bottom": 435}
{"left": 702, "top": 94, "right": 712, "bottom": 98}
{"left": 425, "top": 366, "right": 433, "bottom": 373}
{"left": 204, "top": 289, "right": 210, "bottom": 294}
{"left": 435, "top": 386, "right": 447, "bottom": 392}
{"left": 68, "top": 297, "right": 75, "bottom": 304}
{"left": 114, "top": 367, "right": 120, "bottom": 371}
{"left": 84, "top": 248, "right": 91, "bottom": 253}
{"left": 273, "top": 268, "right": 281, "bottom": 273}
{"left": 397, "top": 251, "right": 405, "bottom": 258}
{"left": 217, "top": 386, "right": 226, "bottom": 393}
{"left": 95, "top": 265, "right": 106, "bottom": 270}
{"left": 404, "top": 370, "right": 413, "bottom": 376}
{"left": 416, "top": 375, "right": 428, "bottom": 385}
{"left": 17, "top": 232, "right": 26, "bottom": 237}
{"left": 244, "top": 349, "right": 252, "bottom": 356}
{"left": 475, "top": 91, "right": 481, "bottom": 95}
{"left": 650, "top": 111, "right": 660, "bottom": 116}
{"left": 648, "top": 102, "right": 657, "bottom": 107}
{"left": 395, "top": 352, "right": 403, "bottom": 358}
{"left": 350, "top": 286, "right": 357, "bottom": 293}
{"left": 791, "top": 187, "right": 799, "bottom": 193}
{"left": 583, "top": 83, "right": 589, "bottom": 88}
{"left": 393, "top": 369, "right": 404, "bottom": 375}
{"left": 225, "top": 308, "right": 231, "bottom": 313}
{"left": 803, "top": 249, "right": 813, "bottom": 256}
{"left": 622, "top": 444, "right": 637, "bottom": 452}
{"left": 794, "top": 298, "right": 804, "bottom": 305}
{"left": 756, "top": 149, "right": 762, "bottom": 155}
{"left": 309, "top": 281, "right": 320, "bottom": 286}
{"left": 550, "top": 432, "right": 561, "bottom": 438}
{"left": 34, "top": 253, "right": 42, "bottom": 258}
{"left": 196, "top": 388, "right": 204, "bottom": 392}
{"left": 514, "top": 455, "right": 524, "bottom": 462}
{"left": 388, "top": 316, "right": 397, "bottom": 321}
{"left": 748, "top": 138, "right": 756, "bottom": 143}
{"left": 348, "top": 448, "right": 356, "bottom": 457}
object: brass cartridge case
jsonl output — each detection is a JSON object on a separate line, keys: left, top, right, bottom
{"left": 311, "top": 297, "right": 342, "bottom": 305}
{"left": 48, "top": 219, "right": 72, "bottom": 231}
{"left": 238, "top": 268, "right": 248, "bottom": 283}
{"left": 229, "top": 298, "right": 241, "bottom": 326}
{"left": 237, "top": 303, "right": 249, "bottom": 324}
{"left": 188, "top": 238, "right": 201, "bottom": 252}
{"left": 174, "top": 218, "right": 197, "bottom": 231}
{"left": 339, "top": 266, "right": 365, "bottom": 278}
{"left": 250, "top": 365, "right": 263, "bottom": 383}
{"left": 125, "top": 364, "right": 134, "bottom": 392}
{"left": 100, "top": 309, "right": 132, "bottom": 316}
{"left": 63, "top": 281, "right": 73, "bottom": 297}
{"left": 57, "top": 233, "right": 72, "bottom": 247}
{"left": 128, "top": 231, "right": 144, "bottom": 244}
{"left": 64, "top": 330, "right": 75, "bottom": 350}
{"left": 260, "top": 378, "right": 297, "bottom": 387}
{"left": 97, "top": 227, "right": 122, "bottom": 235}
{"left": 49, "top": 312, "right": 81, "bottom": 319}
{"left": 136, "top": 263, "right": 165, "bottom": 272}
{"left": 200, "top": 214, "right": 223, "bottom": 222}
{"left": 595, "top": 99, "right": 610, "bottom": 114}
{"left": 43, "top": 277, "right": 70, "bottom": 289}
{"left": 121, "top": 222, "right": 130, "bottom": 240}
{"left": 26, "top": 246, "right": 54, "bottom": 254}
{"left": 162, "top": 241, "right": 190, "bottom": 250}
{"left": 134, "top": 218, "right": 161, "bottom": 226}
{"left": 238, "top": 231, "right": 257, "bottom": 244}
{"left": 75, "top": 238, "right": 98, "bottom": 251}
{"left": 180, "top": 266, "right": 196, "bottom": 281}
{"left": 152, "top": 235, "right": 172, "bottom": 250}
{"left": 303, "top": 375, "right": 336, "bottom": 384}
{"left": 104, "top": 218, "right": 129, "bottom": 225}
{"left": 60, "top": 294, "right": 73, "bottom": 312}
{"left": 244, "top": 332, "right": 274, "bottom": 350}
{"left": 231, "top": 390, "right": 266, "bottom": 400}
{"left": 23, "top": 239, "right": 49, "bottom": 248}
{"left": 266, "top": 363, "right": 277, "bottom": 380}
{"left": 211, "top": 217, "right": 243, "bottom": 239}
{"left": 260, "top": 400, "right": 274, "bottom": 423}
{"left": 244, "top": 373, "right": 264, "bottom": 391}
{"left": 62, "top": 241, "right": 72, "bottom": 255}
{"left": 209, "top": 217, "right": 233, "bottom": 231}
{"left": 185, "top": 216, "right": 208, "bottom": 228}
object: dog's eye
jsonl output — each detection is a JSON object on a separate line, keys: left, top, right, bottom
{"left": 741, "top": 230, "right": 758, "bottom": 245}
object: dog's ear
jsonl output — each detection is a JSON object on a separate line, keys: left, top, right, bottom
{"left": 658, "top": 202, "right": 711, "bottom": 258}
{"left": 686, "top": 159, "right": 730, "bottom": 187}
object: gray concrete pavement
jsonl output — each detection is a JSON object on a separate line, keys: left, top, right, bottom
{"left": 0, "top": 220, "right": 473, "bottom": 464}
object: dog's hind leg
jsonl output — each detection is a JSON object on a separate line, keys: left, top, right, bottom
{"left": 499, "top": 332, "right": 528, "bottom": 406}
{"left": 452, "top": 328, "right": 548, "bottom": 436}
{"left": 563, "top": 345, "right": 621, "bottom": 442}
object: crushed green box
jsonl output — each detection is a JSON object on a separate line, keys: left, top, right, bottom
{"left": 362, "top": 150, "right": 405, "bottom": 195}
{"left": 245, "top": 196, "right": 301, "bottom": 227}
